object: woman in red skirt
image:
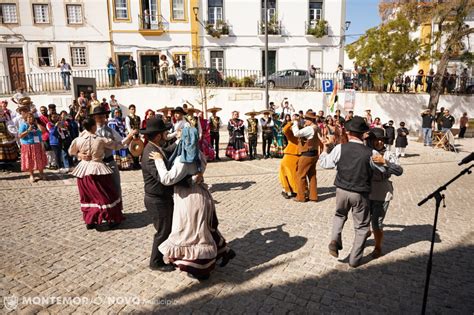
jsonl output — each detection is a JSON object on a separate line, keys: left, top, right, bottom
{"left": 68, "top": 117, "right": 136, "bottom": 229}
{"left": 18, "top": 112, "right": 47, "bottom": 183}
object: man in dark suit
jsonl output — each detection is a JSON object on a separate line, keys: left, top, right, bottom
{"left": 140, "top": 118, "right": 175, "bottom": 271}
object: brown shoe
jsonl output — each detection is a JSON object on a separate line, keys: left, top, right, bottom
{"left": 293, "top": 198, "right": 307, "bottom": 203}
{"left": 371, "top": 248, "right": 382, "bottom": 259}
{"left": 328, "top": 241, "right": 340, "bottom": 258}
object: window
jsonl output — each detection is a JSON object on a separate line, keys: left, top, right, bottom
{"left": 172, "top": 0, "right": 185, "bottom": 20}
{"left": 38, "top": 47, "right": 54, "bottom": 67}
{"left": 0, "top": 4, "right": 18, "bottom": 24}
{"left": 309, "top": 1, "right": 323, "bottom": 26}
{"left": 261, "top": 0, "right": 276, "bottom": 21}
{"left": 114, "top": 0, "right": 129, "bottom": 20}
{"left": 210, "top": 51, "right": 223, "bottom": 71}
{"left": 71, "top": 47, "right": 87, "bottom": 66}
{"left": 175, "top": 54, "right": 187, "bottom": 70}
{"left": 33, "top": 4, "right": 50, "bottom": 24}
{"left": 208, "top": 0, "right": 222, "bottom": 25}
{"left": 66, "top": 4, "right": 83, "bottom": 24}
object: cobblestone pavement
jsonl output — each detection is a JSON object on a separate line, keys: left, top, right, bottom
{"left": 1, "top": 138, "right": 473, "bottom": 314}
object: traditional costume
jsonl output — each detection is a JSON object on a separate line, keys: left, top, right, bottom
{"left": 278, "top": 123, "right": 300, "bottom": 199}
{"left": 0, "top": 110, "right": 18, "bottom": 164}
{"left": 199, "top": 116, "right": 216, "bottom": 161}
{"left": 108, "top": 113, "right": 133, "bottom": 170}
{"left": 125, "top": 112, "right": 141, "bottom": 169}
{"left": 245, "top": 110, "right": 260, "bottom": 160}
{"left": 271, "top": 117, "right": 285, "bottom": 158}
{"left": 260, "top": 111, "right": 274, "bottom": 159}
{"left": 155, "top": 126, "right": 234, "bottom": 279}
{"left": 292, "top": 111, "right": 320, "bottom": 202}
{"left": 208, "top": 107, "right": 222, "bottom": 160}
{"left": 68, "top": 131, "right": 126, "bottom": 227}
{"left": 226, "top": 117, "right": 247, "bottom": 161}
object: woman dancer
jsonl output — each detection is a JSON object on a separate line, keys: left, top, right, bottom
{"left": 151, "top": 126, "right": 235, "bottom": 280}
{"left": 108, "top": 109, "right": 132, "bottom": 170}
{"left": 69, "top": 118, "right": 136, "bottom": 229}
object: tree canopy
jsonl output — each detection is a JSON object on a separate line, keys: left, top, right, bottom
{"left": 345, "top": 15, "right": 422, "bottom": 85}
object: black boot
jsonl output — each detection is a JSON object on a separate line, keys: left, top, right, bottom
{"left": 220, "top": 249, "right": 236, "bottom": 267}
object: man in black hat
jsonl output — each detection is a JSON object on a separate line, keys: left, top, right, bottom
{"left": 319, "top": 116, "right": 385, "bottom": 267}
{"left": 140, "top": 117, "right": 176, "bottom": 271}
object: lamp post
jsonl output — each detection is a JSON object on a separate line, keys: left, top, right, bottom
{"left": 264, "top": 0, "right": 269, "bottom": 110}
{"left": 192, "top": 7, "right": 208, "bottom": 117}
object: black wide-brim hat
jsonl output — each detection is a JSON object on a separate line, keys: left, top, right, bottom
{"left": 368, "top": 127, "right": 387, "bottom": 139}
{"left": 344, "top": 116, "right": 369, "bottom": 133}
{"left": 172, "top": 106, "right": 186, "bottom": 115}
{"left": 139, "top": 117, "right": 172, "bottom": 134}
{"left": 90, "top": 106, "right": 110, "bottom": 116}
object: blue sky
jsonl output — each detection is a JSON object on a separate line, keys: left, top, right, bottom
{"left": 346, "top": 0, "right": 381, "bottom": 43}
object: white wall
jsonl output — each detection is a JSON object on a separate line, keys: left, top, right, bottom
{"left": 25, "top": 86, "right": 473, "bottom": 133}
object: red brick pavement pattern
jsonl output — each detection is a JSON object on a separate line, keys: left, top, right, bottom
{"left": 0, "top": 138, "right": 473, "bottom": 313}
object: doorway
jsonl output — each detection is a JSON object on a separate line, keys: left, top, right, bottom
{"left": 117, "top": 54, "right": 131, "bottom": 85}
{"left": 140, "top": 55, "right": 160, "bottom": 84}
{"left": 7, "top": 48, "right": 27, "bottom": 91}
{"left": 262, "top": 50, "right": 276, "bottom": 75}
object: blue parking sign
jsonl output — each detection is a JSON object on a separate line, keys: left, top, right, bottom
{"left": 322, "top": 80, "right": 333, "bottom": 93}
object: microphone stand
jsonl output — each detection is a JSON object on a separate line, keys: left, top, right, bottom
{"left": 418, "top": 163, "right": 473, "bottom": 314}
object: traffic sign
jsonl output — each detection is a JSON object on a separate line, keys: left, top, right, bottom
{"left": 322, "top": 80, "right": 333, "bottom": 93}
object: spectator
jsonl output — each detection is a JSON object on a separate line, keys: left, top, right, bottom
{"left": 447, "top": 73, "right": 456, "bottom": 93}
{"left": 174, "top": 57, "right": 183, "bottom": 86}
{"left": 107, "top": 58, "right": 117, "bottom": 87}
{"left": 19, "top": 112, "right": 47, "bottom": 183}
{"left": 89, "top": 93, "right": 101, "bottom": 115}
{"left": 335, "top": 64, "right": 344, "bottom": 89}
{"left": 359, "top": 66, "right": 368, "bottom": 91}
{"left": 414, "top": 69, "right": 424, "bottom": 93}
{"left": 426, "top": 69, "right": 434, "bottom": 93}
{"left": 123, "top": 56, "right": 138, "bottom": 86}
{"left": 371, "top": 117, "right": 383, "bottom": 129}
{"left": 383, "top": 120, "right": 395, "bottom": 152}
{"left": 143, "top": 9, "right": 151, "bottom": 29}
{"left": 58, "top": 58, "right": 72, "bottom": 90}
{"left": 159, "top": 55, "right": 169, "bottom": 85}
{"left": 435, "top": 107, "right": 445, "bottom": 131}
{"left": 440, "top": 109, "right": 455, "bottom": 133}
{"left": 460, "top": 68, "right": 468, "bottom": 94}
{"left": 11, "top": 88, "right": 28, "bottom": 105}
{"left": 309, "top": 65, "right": 316, "bottom": 90}
{"left": 459, "top": 112, "right": 469, "bottom": 138}
{"left": 421, "top": 109, "right": 435, "bottom": 146}
{"left": 395, "top": 122, "right": 409, "bottom": 157}
{"left": 403, "top": 75, "right": 411, "bottom": 93}
{"left": 365, "top": 109, "right": 373, "bottom": 126}
{"left": 77, "top": 91, "right": 88, "bottom": 109}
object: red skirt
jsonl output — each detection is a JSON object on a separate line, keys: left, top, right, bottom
{"left": 77, "top": 174, "right": 125, "bottom": 225}
{"left": 20, "top": 143, "right": 47, "bottom": 171}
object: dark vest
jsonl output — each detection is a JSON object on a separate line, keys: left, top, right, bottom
{"left": 297, "top": 126, "right": 319, "bottom": 154}
{"left": 334, "top": 142, "right": 373, "bottom": 193}
{"left": 247, "top": 118, "right": 258, "bottom": 135}
{"left": 128, "top": 115, "right": 141, "bottom": 130}
{"left": 141, "top": 143, "right": 174, "bottom": 199}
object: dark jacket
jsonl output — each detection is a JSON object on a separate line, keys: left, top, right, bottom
{"left": 141, "top": 142, "right": 174, "bottom": 201}
{"left": 395, "top": 128, "right": 409, "bottom": 148}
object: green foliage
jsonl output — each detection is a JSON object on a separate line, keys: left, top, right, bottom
{"left": 241, "top": 76, "right": 256, "bottom": 87}
{"left": 307, "top": 20, "right": 328, "bottom": 38}
{"left": 346, "top": 15, "right": 420, "bottom": 84}
{"left": 205, "top": 20, "right": 229, "bottom": 38}
{"left": 225, "top": 76, "right": 240, "bottom": 86}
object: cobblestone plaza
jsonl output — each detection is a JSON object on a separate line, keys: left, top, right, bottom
{"left": 1, "top": 138, "right": 473, "bottom": 314}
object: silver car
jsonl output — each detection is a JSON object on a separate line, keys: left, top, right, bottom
{"left": 256, "top": 69, "right": 311, "bottom": 89}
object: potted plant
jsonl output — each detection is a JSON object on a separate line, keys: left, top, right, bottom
{"left": 217, "top": 20, "right": 229, "bottom": 35}
{"left": 205, "top": 23, "right": 221, "bottom": 38}
{"left": 226, "top": 76, "right": 240, "bottom": 87}
{"left": 241, "top": 76, "right": 255, "bottom": 87}
{"left": 307, "top": 19, "right": 328, "bottom": 38}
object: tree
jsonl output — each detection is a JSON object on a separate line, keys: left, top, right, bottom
{"left": 378, "top": 0, "right": 474, "bottom": 114}
{"left": 346, "top": 15, "right": 421, "bottom": 89}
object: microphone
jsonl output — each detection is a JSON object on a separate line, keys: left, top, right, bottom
{"left": 458, "top": 152, "right": 474, "bottom": 166}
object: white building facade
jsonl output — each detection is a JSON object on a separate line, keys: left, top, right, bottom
{"left": 0, "top": 0, "right": 111, "bottom": 94}
{"left": 1, "top": 0, "right": 347, "bottom": 93}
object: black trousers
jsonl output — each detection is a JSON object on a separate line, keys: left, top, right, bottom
{"left": 210, "top": 131, "right": 220, "bottom": 158}
{"left": 132, "top": 156, "right": 140, "bottom": 169}
{"left": 144, "top": 195, "right": 174, "bottom": 267}
{"left": 248, "top": 134, "right": 258, "bottom": 158}
{"left": 459, "top": 127, "right": 466, "bottom": 138}
{"left": 262, "top": 133, "right": 273, "bottom": 157}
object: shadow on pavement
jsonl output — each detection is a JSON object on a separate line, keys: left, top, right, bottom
{"left": 317, "top": 186, "right": 336, "bottom": 202}
{"left": 209, "top": 181, "right": 257, "bottom": 193}
{"left": 149, "top": 236, "right": 473, "bottom": 313}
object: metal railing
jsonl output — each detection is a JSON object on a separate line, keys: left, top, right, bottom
{"left": 258, "top": 20, "right": 282, "bottom": 35}
{"left": 138, "top": 14, "right": 168, "bottom": 32}
{"left": 204, "top": 20, "right": 230, "bottom": 37}
{"left": 1, "top": 68, "right": 472, "bottom": 96}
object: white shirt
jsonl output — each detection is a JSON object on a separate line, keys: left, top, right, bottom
{"left": 292, "top": 121, "right": 316, "bottom": 139}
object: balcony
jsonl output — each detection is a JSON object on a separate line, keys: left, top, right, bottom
{"left": 258, "top": 19, "right": 282, "bottom": 35}
{"left": 305, "top": 20, "right": 328, "bottom": 38}
{"left": 204, "top": 20, "right": 230, "bottom": 38}
{"left": 138, "top": 14, "right": 169, "bottom": 36}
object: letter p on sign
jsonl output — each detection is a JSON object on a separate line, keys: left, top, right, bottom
{"left": 322, "top": 80, "right": 333, "bottom": 93}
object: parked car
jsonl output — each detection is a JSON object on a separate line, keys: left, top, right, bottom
{"left": 255, "top": 69, "right": 310, "bottom": 89}
{"left": 168, "top": 67, "right": 224, "bottom": 86}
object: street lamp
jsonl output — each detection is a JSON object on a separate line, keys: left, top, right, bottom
{"left": 193, "top": 7, "right": 199, "bottom": 21}
{"left": 345, "top": 21, "right": 351, "bottom": 31}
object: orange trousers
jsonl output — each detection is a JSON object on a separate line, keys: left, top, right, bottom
{"left": 295, "top": 155, "right": 318, "bottom": 202}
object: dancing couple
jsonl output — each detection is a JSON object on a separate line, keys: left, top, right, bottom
{"left": 141, "top": 117, "right": 235, "bottom": 280}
